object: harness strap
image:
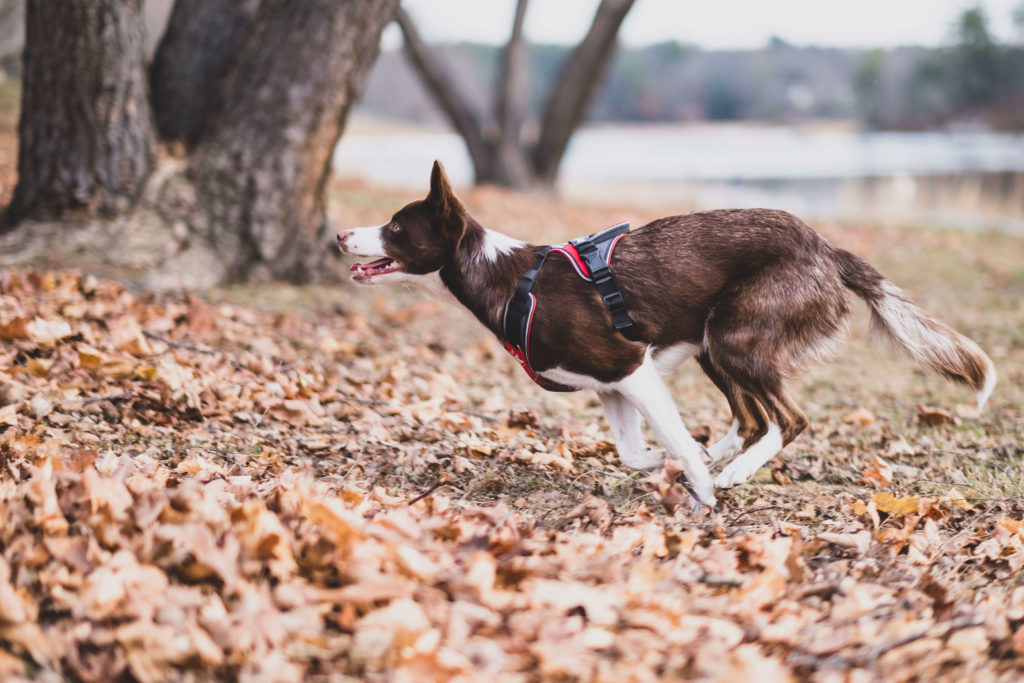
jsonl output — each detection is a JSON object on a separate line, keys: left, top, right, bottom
{"left": 501, "top": 223, "right": 644, "bottom": 393}
{"left": 570, "top": 223, "right": 644, "bottom": 342}
{"left": 504, "top": 247, "right": 550, "bottom": 351}
{"left": 502, "top": 248, "right": 575, "bottom": 392}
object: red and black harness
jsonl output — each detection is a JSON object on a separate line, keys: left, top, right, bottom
{"left": 502, "top": 222, "right": 643, "bottom": 392}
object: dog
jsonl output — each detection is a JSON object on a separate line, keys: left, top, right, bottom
{"left": 336, "top": 161, "right": 996, "bottom": 507}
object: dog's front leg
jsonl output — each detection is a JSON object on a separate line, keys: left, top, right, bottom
{"left": 597, "top": 391, "right": 665, "bottom": 469}
{"left": 614, "top": 359, "right": 716, "bottom": 508}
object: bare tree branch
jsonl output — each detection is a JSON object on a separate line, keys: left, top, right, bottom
{"left": 531, "top": 0, "right": 635, "bottom": 184}
{"left": 489, "top": 0, "right": 533, "bottom": 187}
{"left": 394, "top": 7, "right": 489, "bottom": 178}
{"left": 496, "top": 0, "right": 529, "bottom": 150}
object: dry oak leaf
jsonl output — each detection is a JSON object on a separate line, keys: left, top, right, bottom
{"left": 25, "top": 316, "right": 73, "bottom": 347}
{"left": 917, "top": 405, "right": 955, "bottom": 426}
{"left": 862, "top": 455, "right": 894, "bottom": 488}
{"left": 82, "top": 467, "right": 134, "bottom": 522}
{"left": 351, "top": 598, "right": 432, "bottom": 669}
{"left": 302, "top": 497, "right": 365, "bottom": 551}
{"left": 563, "top": 493, "right": 614, "bottom": 533}
{"left": 25, "top": 466, "right": 69, "bottom": 535}
{"left": 0, "top": 558, "right": 36, "bottom": 624}
{"left": 816, "top": 530, "right": 871, "bottom": 554}
{"left": 872, "top": 491, "right": 922, "bottom": 516}
{"left": 646, "top": 458, "right": 691, "bottom": 513}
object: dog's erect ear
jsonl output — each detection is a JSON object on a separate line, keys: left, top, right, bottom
{"left": 428, "top": 160, "right": 455, "bottom": 207}
{"left": 427, "top": 160, "right": 465, "bottom": 241}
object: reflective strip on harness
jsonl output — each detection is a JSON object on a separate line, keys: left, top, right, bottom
{"left": 549, "top": 232, "right": 627, "bottom": 281}
{"left": 501, "top": 292, "right": 575, "bottom": 392}
{"left": 501, "top": 222, "right": 642, "bottom": 392}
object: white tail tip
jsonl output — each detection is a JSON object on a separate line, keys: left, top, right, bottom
{"left": 976, "top": 358, "right": 997, "bottom": 411}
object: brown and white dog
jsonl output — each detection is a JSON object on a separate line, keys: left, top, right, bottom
{"left": 337, "top": 161, "right": 996, "bottom": 507}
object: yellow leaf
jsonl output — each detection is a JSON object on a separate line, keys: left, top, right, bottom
{"left": 135, "top": 365, "right": 158, "bottom": 380}
{"left": 842, "top": 407, "right": 876, "bottom": 426}
{"left": 872, "top": 491, "right": 921, "bottom": 516}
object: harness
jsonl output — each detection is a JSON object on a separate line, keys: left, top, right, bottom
{"left": 502, "top": 222, "right": 642, "bottom": 392}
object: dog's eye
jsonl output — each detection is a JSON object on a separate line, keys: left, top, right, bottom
{"left": 390, "top": 223, "right": 401, "bottom": 233}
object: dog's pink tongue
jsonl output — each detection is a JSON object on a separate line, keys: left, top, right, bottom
{"left": 350, "top": 257, "right": 392, "bottom": 273}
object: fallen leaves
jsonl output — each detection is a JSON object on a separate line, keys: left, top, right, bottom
{"left": 0, "top": 268, "right": 1021, "bottom": 680}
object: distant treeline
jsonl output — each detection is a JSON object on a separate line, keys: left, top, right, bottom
{"left": 359, "top": 11, "right": 1024, "bottom": 132}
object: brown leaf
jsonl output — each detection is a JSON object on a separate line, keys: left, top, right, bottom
{"left": 506, "top": 409, "right": 540, "bottom": 429}
{"left": 563, "top": 493, "right": 614, "bottom": 532}
{"left": 646, "top": 459, "right": 691, "bottom": 513}
{"left": 862, "top": 455, "right": 894, "bottom": 488}
{"left": 816, "top": 531, "right": 871, "bottom": 554}
{"left": 873, "top": 492, "right": 921, "bottom": 516}
{"left": 917, "top": 405, "right": 955, "bottom": 426}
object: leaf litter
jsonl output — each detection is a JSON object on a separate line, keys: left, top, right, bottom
{"left": 0, "top": 266, "right": 1022, "bottom": 681}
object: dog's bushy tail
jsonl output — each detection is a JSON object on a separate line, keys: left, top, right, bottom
{"left": 833, "top": 248, "right": 996, "bottom": 410}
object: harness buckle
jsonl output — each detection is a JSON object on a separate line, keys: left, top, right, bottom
{"left": 602, "top": 290, "right": 626, "bottom": 311}
{"left": 590, "top": 265, "right": 612, "bottom": 285}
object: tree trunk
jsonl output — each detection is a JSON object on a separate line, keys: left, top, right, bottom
{"left": 397, "top": 0, "right": 635, "bottom": 190}
{"left": 3, "top": 0, "right": 396, "bottom": 287}
{"left": 186, "top": 0, "right": 398, "bottom": 282}
{"left": 150, "top": 0, "right": 262, "bottom": 148}
{"left": 487, "top": 0, "right": 533, "bottom": 188}
{"left": 532, "top": 0, "right": 635, "bottom": 185}
{"left": 4, "top": 0, "right": 153, "bottom": 226}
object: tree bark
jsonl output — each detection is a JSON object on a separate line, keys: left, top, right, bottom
{"left": 5, "top": 0, "right": 153, "bottom": 226}
{"left": 532, "top": 0, "right": 635, "bottom": 185}
{"left": 150, "top": 0, "right": 262, "bottom": 148}
{"left": 187, "top": 0, "right": 399, "bottom": 282}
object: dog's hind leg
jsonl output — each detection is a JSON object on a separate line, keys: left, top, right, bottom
{"left": 597, "top": 391, "right": 665, "bottom": 469}
{"left": 707, "top": 351, "right": 808, "bottom": 488}
{"left": 701, "top": 287, "right": 819, "bottom": 487}
{"left": 613, "top": 356, "right": 715, "bottom": 507}
{"left": 696, "top": 353, "right": 768, "bottom": 464}
{"left": 714, "top": 381, "right": 807, "bottom": 488}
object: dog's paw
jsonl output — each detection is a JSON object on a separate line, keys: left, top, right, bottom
{"left": 619, "top": 448, "right": 666, "bottom": 470}
{"left": 689, "top": 480, "right": 716, "bottom": 509}
{"left": 714, "top": 459, "right": 760, "bottom": 488}
{"left": 684, "top": 465, "right": 716, "bottom": 508}
{"left": 705, "top": 432, "right": 744, "bottom": 465}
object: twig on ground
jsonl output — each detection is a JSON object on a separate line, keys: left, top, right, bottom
{"left": 81, "top": 391, "right": 135, "bottom": 406}
{"left": 697, "top": 572, "right": 744, "bottom": 588}
{"left": 407, "top": 479, "right": 447, "bottom": 506}
{"left": 143, "top": 330, "right": 217, "bottom": 355}
{"left": 488, "top": 509, "right": 514, "bottom": 536}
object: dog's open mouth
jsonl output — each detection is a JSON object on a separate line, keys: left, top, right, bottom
{"left": 350, "top": 257, "right": 403, "bottom": 281}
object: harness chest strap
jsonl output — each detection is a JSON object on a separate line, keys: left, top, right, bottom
{"left": 502, "top": 223, "right": 642, "bottom": 392}
{"left": 502, "top": 247, "right": 575, "bottom": 392}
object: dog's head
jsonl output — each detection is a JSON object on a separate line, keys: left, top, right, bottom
{"left": 337, "top": 161, "right": 466, "bottom": 285}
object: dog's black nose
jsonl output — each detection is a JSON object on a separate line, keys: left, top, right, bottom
{"left": 336, "top": 231, "right": 350, "bottom": 249}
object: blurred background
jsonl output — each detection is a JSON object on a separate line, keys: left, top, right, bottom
{"left": 337, "top": 0, "right": 1024, "bottom": 232}
{"left": 1, "top": 0, "right": 1023, "bottom": 284}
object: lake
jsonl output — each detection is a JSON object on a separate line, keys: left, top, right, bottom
{"left": 333, "top": 120, "right": 1024, "bottom": 233}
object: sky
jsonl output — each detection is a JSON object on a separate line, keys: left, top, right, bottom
{"left": 386, "top": 0, "right": 1023, "bottom": 50}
